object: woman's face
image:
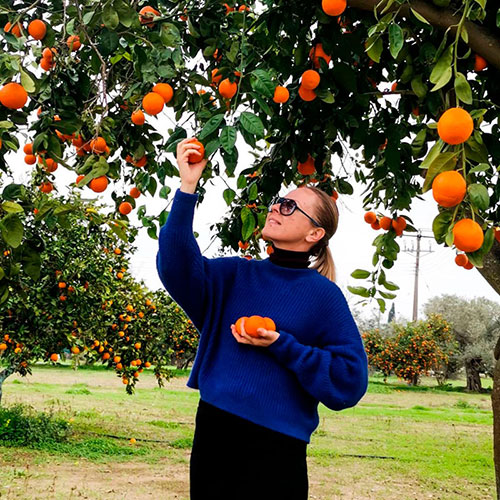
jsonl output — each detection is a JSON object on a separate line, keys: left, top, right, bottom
{"left": 261, "top": 188, "right": 325, "bottom": 252}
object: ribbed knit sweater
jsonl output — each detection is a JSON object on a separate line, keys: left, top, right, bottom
{"left": 156, "top": 188, "right": 369, "bottom": 443}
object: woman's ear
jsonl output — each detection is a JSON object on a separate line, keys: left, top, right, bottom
{"left": 306, "top": 227, "right": 325, "bottom": 245}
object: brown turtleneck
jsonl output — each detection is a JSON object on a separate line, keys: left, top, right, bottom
{"left": 268, "top": 242, "right": 312, "bottom": 269}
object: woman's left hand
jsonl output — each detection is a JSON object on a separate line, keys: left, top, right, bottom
{"left": 230, "top": 322, "right": 280, "bottom": 347}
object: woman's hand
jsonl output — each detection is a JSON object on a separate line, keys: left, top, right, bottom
{"left": 230, "top": 319, "right": 280, "bottom": 347}
{"left": 176, "top": 137, "right": 208, "bottom": 188}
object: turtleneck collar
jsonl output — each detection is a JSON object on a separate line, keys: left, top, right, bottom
{"left": 268, "top": 242, "right": 313, "bottom": 269}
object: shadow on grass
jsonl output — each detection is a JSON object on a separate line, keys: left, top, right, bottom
{"left": 368, "top": 379, "right": 492, "bottom": 395}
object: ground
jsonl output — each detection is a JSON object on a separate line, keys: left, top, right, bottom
{"left": 0, "top": 365, "right": 494, "bottom": 499}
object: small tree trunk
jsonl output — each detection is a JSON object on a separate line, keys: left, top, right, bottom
{"left": 411, "top": 373, "right": 420, "bottom": 386}
{"left": 0, "top": 363, "right": 18, "bottom": 406}
{"left": 491, "top": 336, "right": 500, "bottom": 500}
{"left": 465, "top": 358, "right": 483, "bottom": 392}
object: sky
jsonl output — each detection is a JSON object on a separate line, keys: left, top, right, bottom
{"left": 6, "top": 93, "right": 500, "bottom": 327}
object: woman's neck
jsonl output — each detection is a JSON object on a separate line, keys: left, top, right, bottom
{"left": 268, "top": 242, "right": 312, "bottom": 269}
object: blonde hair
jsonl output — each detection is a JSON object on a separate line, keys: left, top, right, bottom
{"left": 304, "top": 187, "right": 339, "bottom": 282}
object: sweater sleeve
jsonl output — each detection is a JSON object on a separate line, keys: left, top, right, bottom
{"left": 156, "top": 188, "right": 230, "bottom": 331}
{"left": 266, "top": 287, "right": 368, "bottom": 411}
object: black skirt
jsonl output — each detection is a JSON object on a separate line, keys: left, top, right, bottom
{"left": 190, "top": 398, "right": 309, "bottom": 500}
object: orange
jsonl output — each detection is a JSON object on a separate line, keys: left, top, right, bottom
{"left": 145, "top": 361, "right": 151, "bottom": 367}
{"left": 452, "top": 218, "right": 484, "bottom": 252}
{"left": 90, "top": 136, "right": 107, "bottom": 153}
{"left": 187, "top": 138, "right": 205, "bottom": 163}
{"left": 76, "top": 174, "right": 85, "bottom": 185}
{"left": 39, "top": 181, "right": 53, "bottom": 193}
{"left": 142, "top": 92, "right": 164, "bottom": 115}
{"left": 114, "top": 248, "right": 121, "bottom": 255}
{"left": 28, "top": 19, "right": 46, "bottom": 40}
{"left": 298, "top": 155, "right": 316, "bottom": 175}
{"left": 119, "top": 202, "right": 133, "bottom": 215}
{"left": 392, "top": 216, "right": 407, "bottom": 232}
{"left": 50, "top": 353, "right": 59, "bottom": 362}
{"left": 379, "top": 216, "right": 392, "bottom": 230}
{"left": 42, "top": 47, "right": 56, "bottom": 61}
{"left": 331, "top": 190, "right": 339, "bottom": 201}
{"left": 24, "top": 154, "right": 36, "bottom": 165}
{"left": 391, "top": 82, "right": 398, "bottom": 91}
{"left": 40, "top": 57, "right": 54, "bottom": 71}
{"left": 58, "top": 282, "right": 66, "bottom": 289}
{"left": 130, "top": 187, "right": 141, "bottom": 198}
{"left": 131, "top": 109, "right": 145, "bottom": 125}
{"left": 67, "top": 35, "right": 81, "bottom": 50}
{"left": 89, "top": 176, "right": 109, "bottom": 193}
{"left": 134, "top": 342, "right": 141, "bottom": 349}
{"left": 235, "top": 316, "right": 248, "bottom": 334}
{"left": 495, "top": 228, "right": 500, "bottom": 243}
{"left": 38, "top": 156, "right": 58, "bottom": 172}
{"left": 463, "top": 261, "right": 474, "bottom": 270}
{"left": 102, "top": 352, "right": 110, "bottom": 360}
{"left": 23, "top": 143, "right": 33, "bottom": 155}
{"left": 301, "top": 70, "right": 320, "bottom": 90}
{"left": 263, "top": 317, "right": 276, "bottom": 331}
{"left": 239, "top": 5, "right": 250, "bottom": 11}
{"left": 244, "top": 315, "right": 267, "bottom": 337}
{"left": 122, "top": 378, "right": 128, "bottom": 384}
{"left": 139, "top": 6, "right": 160, "bottom": 27}
{"left": 455, "top": 254, "right": 468, "bottom": 267}
{"left": 238, "top": 240, "right": 249, "bottom": 250}
{"left": 153, "top": 83, "right": 174, "bottom": 103}
{"left": 298, "top": 85, "right": 316, "bottom": 101}
{"left": 432, "top": 170, "right": 466, "bottom": 207}
{"left": 0, "top": 343, "right": 7, "bottom": 351}
{"left": 211, "top": 68, "right": 223, "bottom": 85}
{"left": 371, "top": 220, "right": 381, "bottom": 230}
{"left": 224, "top": 4, "right": 234, "bottom": 14}
{"left": 273, "top": 86, "right": 289, "bottom": 103}
{"left": 437, "top": 108, "right": 473, "bottom": 145}
{"left": 309, "top": 44, "right": 331, "bottom": 68}
{"left": 0, "top": 82, "right": 28, "bottom": 109}
{"left": 474, "top": 54, "right": 487, "bottom": 72}
{"left": 133, "top": 155, "right": 147, "bottom": 167}
{"left": 322, "top": 0, "right": 347, "bottom": 16}
{"left": 219, "top": 79, "right": 238, "bottom": 99}
{"left": 4, "top": 22, "right": 22, "bottom": 37}
{"left": 364, "top": 212, "right": 377, "bottom": 224}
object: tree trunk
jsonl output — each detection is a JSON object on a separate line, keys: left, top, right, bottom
{"left": 0, "top": 363, "right": 18, "bottom": 406}
{"left": 477, "top": 240, "right": 500, "bottom": 296}
{"left": 492, "top": 336, "right": 500, "bottom": 499}
{"left": 465, "top": 358, "right": 483, "bottom": 392}
{"left": 410, "top": 373, "right": 420, "bottom": 386}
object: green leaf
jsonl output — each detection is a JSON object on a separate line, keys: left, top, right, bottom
{"left": 376, "top": 298, "right": 386, "bottom": 313}
{"left": 411, "top": 129, "right": 427, "bottom": 157}
{"left": 430, "top": 46, "right": 453, "bottom": 91}
{"left": 198, "top": 114, "right": 224, "bottom": 140}
{"left": 99, "top": 30, "right": 119, "bottom": 56}
{"left": 114, "top": 0, "right": 135, "bottom": 27}
{"left": 237, "top": 175, "right": 247, "bottom": 189}
{"left": 0, "top": 214, "right": 23, "bottom": 248}
{"left": 347, "top": 286, "right": 370, "bottom": 298}
{"left": 389, "top": 23, "right": 404, "bottom": 59}
{"left": 411, "top": 75, "right": 427, "bottom": 99}
{"left": 468, "top": 183, "right": 489, "bottom": 211}
{"left": 432, "top": 211, "right": 453, "bottom": 244}
{"left": 474, "top": 0, "right": 485, "bottom": 9}
{"left": 410, "top": 7, "right": 430, "bottom": 24}
{"left": 20, "top": 68, "right": 36, "bottom": 93}
{"left": 250, "top": 69, "right": 275, "bottom": 98}
{"left": 422, "top": 152, "right": 458, "bottom": 192}
{"left": 21, "top": 246, "right": 41, "bottom": 281}
{"left": 160, "top": 23, "right": 181, "bottom": 47}
{"left": 454, "top": 72, "right": 472, "bottom": 105}
{"left": 0, "top": 121, "right": 13, "bottom": 129}
{"left": 239, "top": 112, "right": 264, "bottom": 138}
{"left": 2, "top": 201, "right": 23, "bottom": 213}
{"left": 248, "top": 183, "right": 258, "bottom": 201}
{"left": 240, "top": 206, "right": 256, "bottom": 241}
{"left": 379, "top": 290, "right": 397, "bottom": 300}
{"left": 382, "top": 280, "right": 399, "bottom": 291}
{"left": 365, "top": 36, "right": 383, "bottom": 63}
{"left": 0, "top": 267, "right": 4, "bottom": 281}
{"left": 227, "top": 41, "right": 239, "bottom": 63}
{"left": 159, "top": 186, "right": 171, "bottom": 199}
{"left": 351, "top": 269, "right": 371, "bottom": 279}
{"left": 223, "top": 188, "right": 236, "bottom": 206}
{"left": 220, "top": 126, "right": 237, "bottom": 153}
{"left": 102, "top": 4, "right": 120, "bottom": 30}
{"left": 468, "top": 163, "right": 490, "bottom": 174}
{"left": 251, "top": 92, "right": 273, "bottom": 116}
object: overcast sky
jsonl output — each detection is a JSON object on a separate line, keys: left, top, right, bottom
{"left": 7, "top": 93, "right": 499, "bottom": 326}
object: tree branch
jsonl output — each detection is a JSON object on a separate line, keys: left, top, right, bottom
{"left": 348, "top": 0, "right": 500, "bottom": 70}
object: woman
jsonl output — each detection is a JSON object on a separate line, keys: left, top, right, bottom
{"left": 156, "top": 138, "right": 368, "bottom": 499}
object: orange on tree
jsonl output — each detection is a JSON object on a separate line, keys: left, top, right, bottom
{"left": 452, "top": 218, "right": 484, "bottom": 253}
{"left": 298, "top": 85, "right": 316, "bottom": 102}
{"left": 114, "top": 247, "right": 121, "bottom": 255}
{"left": 322, "top": 0, "right": 347, "bottom": 16}
{"left": 66, "top": 35, "right": 81, "bottom": 50}
{"left": 90, "top": 136, "right": 107, "bottom": 153}
{"left": 23, "top": 143, "right": 33, "bottom": 155}
{"left": 309, "top": 44, "right": 331, "bottom": 68}
{"left": 139, "top": 6, "right": 160, "bottom": 27}
{"left": 463, "top": 261, "right": 474, "bottom": 270}
{"left": 364, "top": 211, "right": 377, "bottom": 224}
{"left": 131, "top": 109, "right": 145, "bottom": 125}
{"left": 297, "top": 155, "right": 316, "bottom": 175}
{"left": 89, "top": 176, "right": 109, "bottom": 193}
{"left": 39, "top": 181, "right": 53, "bottom": 193}
{"left": 50, "top": 353, "right": 59, "bottom": 362}
{"left": 130, "top": 187, "right": 141, "bottom": 198}
{"left": 58, "top": 282, "right": 66, "bottom": 289}
{"left": 437, "top": 107, "right": 474, "bottom": 145}
{"left": 38, "top": 156, "right": 57, "bottom": 172}
{"left": 219, "top": 79, "right": 238, "bottom": 99}
{"left": 371, "top": 220, "right": 381, "bottom": 230}
{"left": 28, "top": 19, "right": 46, "bottom": 40}
{"left": 301, "top": 70, "right": 320, "bottom": 90}
{"left": 4, "top": 22, "right": 22, "bottom": 37}
{"left": 71, "top": 346, "right": 80, "bottom": 354}
{"left": 142, "top": 92, "right": 164, "bottom": 115}
{"left": 432, "top": 170, "right": 467, "bottom": 207}
{"left": 379, "top": 216, "right": 392, "bottom": 230}
{"left": 76, "top": 174, "right": 85, "bottom": 185}
{"left": 187, "top": 139, "right": 205, "bottom": 163}
{"left": 455, "top": 254, "right": 469, "bottom": 267}
{"left": 273, "top": 86, "right": 289, "bottom": 103}
{"left": 211, "top": 68, "right": 223, "bottom": 86}
{"left": 0, "top": 82, "right": 28, "bottom": 109}
{"left": 24, "top": 154, "right": 36, "bottom": 165}
{"left": 152, "top": 83, "right": 174, "bottom": 103}
{"left": 238, "top": 240, "right": 249, "bottom": 250}
{"left": 474, "top": 54, "right": 487, "bottom": 71}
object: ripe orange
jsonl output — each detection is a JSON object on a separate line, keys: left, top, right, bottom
{"left": 40, "top": 57, "right": 54, "bottom": 71}
{"left": 145, "top": 361, "right": 151, "bottom": 368}
{"left": 42, "top": 47, "right": 57, "bottom": 61}
{"left": 76, "top": 174, "right": 85, "bottom": 185}
{"left": 437, "top": 108, "right": 474, "bottom": 145}
{"left": 263, "top": 317, "right": 276, "bottom": 331}
{"left": 322, "top": 0, "right": 347, "bottom": 16}
{"left": 67, "top": 35, "right": 81, "bottom": 50}
{"left": 474, "top": 54, "right": 487, "bottom": 72}
{"left": 238, "top": 241, "right": 249, "bottom": 250}
{"left": 119, "top": 202, "right": 133, "bottom": 215}
{"left": 391, "top": 82, "right": 398, "bottom": 92}
{"left": 452, "top": 218, "right": 484, "bottom": 252}
{"left": 130, "top": 187, "right": 141, "bottom": 198}
{"left": 4, "top": 22, "right": 22, "bottom": 37}
{"left": 379, "top": 216, "right": 392, "bottom": 230}
{"left": 211, "top": 69, "right": 223, "bottom": 86}
{"left": 371, "top": 220, "right": 381, "bottom": 230}
{"left": 244, "top": 316, "right": 267, "bottom": 337}
{"left": 298, "top": 85, "right": 316, "bottom": 101}
{"left": 131, "top": 109, "right": 145, "bottom": 125}
{"left": 122, "top": 377, "right": 128, "bottom": 384}
{"left": 392, "top": 216, "right": 407, "bottom": 233}
{"left": 24, "top": 154, "right": 36, "bottom": 165}
{"left": 309, "top": 44, "right": 331, "bottom": 68}
{"left": 142, "top": 92, "right": 164, "bottom": 115}
{"left": 455, "top": 254, "right": 468, "bottom": 267}
{"left": 39, "top": 156, "right": 58, "bottom": 172}
{"left": 71, "top": 346, "right": 80, "bottom": 355}
{"left": 235, "top": 316, "right": 248, "bottom": 335}
{"left": 23, "top": 143, "right": 33, "bottom": 154}
{"left": 219, "top": 79, "right": 238, "bottom": 99}
{"left": 39, "top": 182, "right": 53, "bottom": 193}
{"left": 102, "top": 352, "right": 110, "bottom": 360}
{"left": 224, "top": 3, "right": 234, "bottom": 14}
{"left": 90, "top": 136, "right": 107, "bottom": 153}
{"left": 495, "top": 228, "right": 500, "bottom": 243}
{"left": 298, "top": 155, "right": 316, "bottom": 175}
{"left": 273, "top": 86, "right": 289, "bottom": 103}
{"left": 28, "top": 19, "right": 46, "bottom": 40}
{"left": 463, "top": 261, "right": 474, "bottom": 270}
{"left": 139, "top": 6, "right": 160, "bottom": 27}
{"left": 0, "top": 82, "right": 28, "bottom": 109}
{"left": 432, "top": 170, "right": 466, "bottom": 207}
{"left": 301, "top": 70, "right": 320, "bottom": 90}
{"left": 187, "top": 139, "right": 205, "bottom": 163}
{"left": 134, "top": 342, "right": 141, "bottom": 349}
{"left": 153, "top": 83, "right": 174, "bottom": 103}
{"left": 114, "top": 248, "right": 121, "bottom": 255}
{"left": 60, "top": 295, "right": 67, "bottom": 301}
{"left": 239, "top": 5, "right": 250, "bottom": 11}
{"left": 50, "top": 353, "right": 59, "bottom": 362}
{"left": 364, "top": 212, "right": 377, "bottom": 224}
{"left": 89, "top": 176, "right": 109, "bottom": 193}
{"left": 0, "top": 343, "right": 7, "bottom": 351}
{"left": 58, "top": 282, "right": 67, "bottom": 289}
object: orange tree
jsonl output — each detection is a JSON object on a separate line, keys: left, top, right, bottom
{"left": 1, "top": 0, "right": 500, "bottom": 488}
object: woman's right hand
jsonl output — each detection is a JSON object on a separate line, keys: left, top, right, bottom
{"left": 176, "top": 138, "right": 208, "bottom": 188}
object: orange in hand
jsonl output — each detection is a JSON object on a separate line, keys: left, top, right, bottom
{"left": 235, "top": 315, "right": 276, "bottom": 337}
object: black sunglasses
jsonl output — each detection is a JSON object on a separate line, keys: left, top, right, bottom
{"left": 268, "top": 196, "right": 322, "bottom": 228}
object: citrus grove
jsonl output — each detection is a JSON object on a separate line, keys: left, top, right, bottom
{"left": 0, "top": 0, "right": 499, "bottom": 492}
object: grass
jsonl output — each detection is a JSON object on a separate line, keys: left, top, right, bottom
{"left": 0, "top": 365, "right": 494, "bottom": 499}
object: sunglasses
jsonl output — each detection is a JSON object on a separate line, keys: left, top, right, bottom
{"left": 267, "top": 196, "right": 322, "bottom": 228}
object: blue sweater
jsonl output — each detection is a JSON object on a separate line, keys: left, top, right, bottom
{"left": 156, "top": 188, "right": 368, "bottom": 443}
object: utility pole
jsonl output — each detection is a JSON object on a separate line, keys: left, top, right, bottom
{"left": 402, "top": 230, "right": 435, "bottom": 321}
